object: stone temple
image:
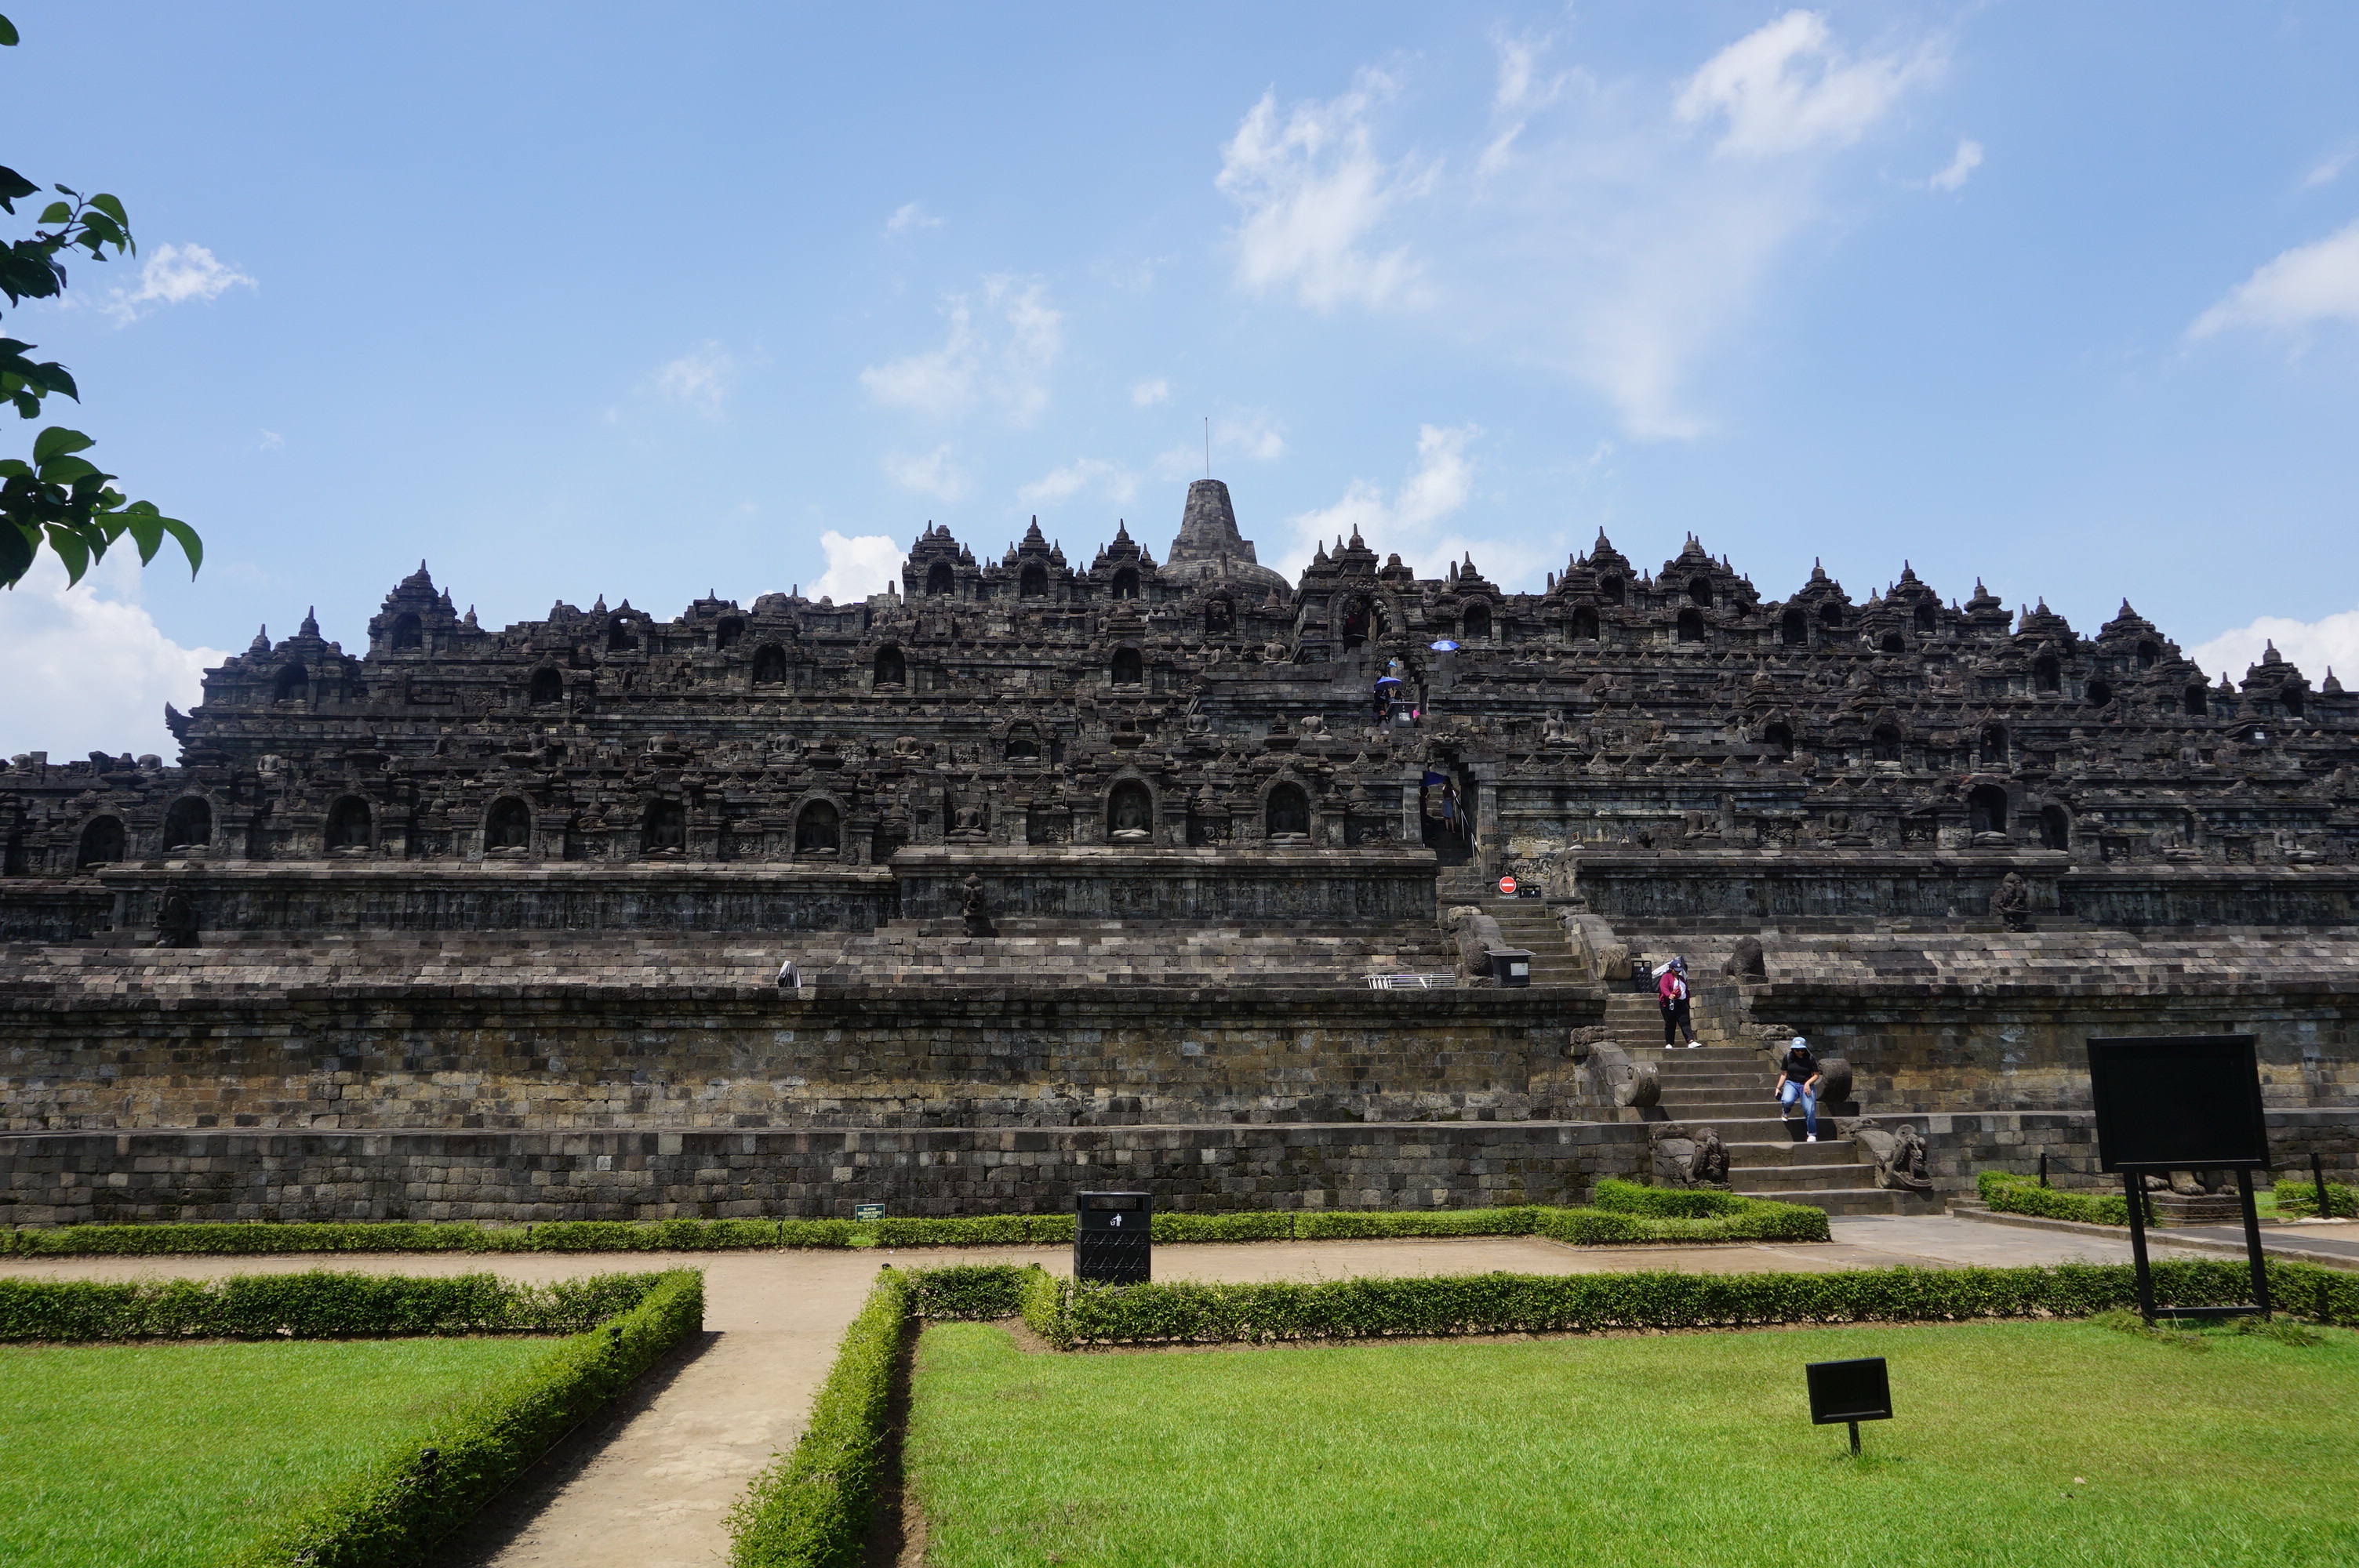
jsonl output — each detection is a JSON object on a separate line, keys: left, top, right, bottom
{"left": 2, "top": 477, "right": 2354, "bottom": 1221}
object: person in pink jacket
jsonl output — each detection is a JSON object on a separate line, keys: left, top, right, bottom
{"left": 1656, "top": 959, "right": 1697, "bottom": 1047}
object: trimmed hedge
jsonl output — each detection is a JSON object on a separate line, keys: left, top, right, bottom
{"left": 728, "top": 1268, "right": 909, "bottom": 1568}
{"left": 1979, "top": 1171, "right": 2152, "bottom": 1227}
{"left": 726, "top": 1265, "right": 1067, "bottom": 1568}
{"left": 2275, "top": 1178, "right": 2359, "bottom": 1220}
{"left": 1041, "top": 1258, "right": 2359, "bottom": 1346}
{"left": 231, "top": 1269, "right": 703, "bottom": 1567}
{"left": 5, "top": 1192, "right": 1830, "bottom": 1258}
{"left": 0, "top": 1269, "right": 664, "bottom": 1343}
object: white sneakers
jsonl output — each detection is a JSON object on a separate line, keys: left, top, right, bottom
{"left": 1805, "top": 1133, "right": 1819, "bottom": 1142}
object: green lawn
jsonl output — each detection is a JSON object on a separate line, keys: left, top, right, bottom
{"left": 0, "top": 1337, "right": 554, "bottom": 1568}
{"left": 909, "top": 1319, "right": 2359, "bottom": 1568}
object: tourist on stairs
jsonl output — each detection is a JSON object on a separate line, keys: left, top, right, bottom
{"left": 1656, "top": 959, "right": 1698, "bottom": 1047}
{"left": 1776, "top": 1034, "right": 1823, "bottom": 1142}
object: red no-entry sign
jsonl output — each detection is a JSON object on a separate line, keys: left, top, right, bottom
{"left": 1498, "top": 876, "right": 1518, "bottom": 896}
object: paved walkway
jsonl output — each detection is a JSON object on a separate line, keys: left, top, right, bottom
{"left": 0, "top": 1217, "right": 2241, "bottom": 1568}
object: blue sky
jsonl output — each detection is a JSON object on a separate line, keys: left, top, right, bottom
{"left": 5, "top": 2, "right": 2359, "bottom": 757}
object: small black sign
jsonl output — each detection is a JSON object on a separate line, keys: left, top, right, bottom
{"left": 1806, "top": 1357, "right": 1892, "bottom": 1425}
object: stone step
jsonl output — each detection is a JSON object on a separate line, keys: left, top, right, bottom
{"left": 1729, "top": 1160, "right": 1878, "bottom": 1191}
{"left": 1737, "top": 1186, "right": 1914, "bottom": 1217}
{"left": 1719, "top": 1140, "right": 1863, "bottom": 1167}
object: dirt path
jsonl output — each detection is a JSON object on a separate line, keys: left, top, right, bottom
{"left": 2, "top": 1219, "right": 2174, "bottom": 1567}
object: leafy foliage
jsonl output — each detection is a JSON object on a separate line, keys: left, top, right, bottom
{"left": 0, "top": 13, "right": 201, "bottom": 588}
{"left": 0, "top": 1268, "right": 671, "bottom": 1342}
{"left": 1979, "top": 1169, "right": 2152, "bottom": 1226}
{"left": 2274, "top": 1177, "right": 2359, "bottom": 1220}
{"left": 5, "top": 1193, "right": 1831, "bottom": 1259}
{"left": 1034, "top": 1258, "right": 2359, "bottom": 1346}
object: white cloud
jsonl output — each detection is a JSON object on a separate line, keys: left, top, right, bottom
{"left": 885, "top": 201, "right": 943, "bottom": 235}
{"left": 2189, "top": 610, "right": 2359, "bottom": 691}
{"left": 1216, "top": 409, "right": 1288, "bottom": 462}
{"left": 2302, "top": 146, "right": 2354, "bottom": 190}
{"left": 882, "top": 445, "right": 969, "bottom": 503}
{"left": 0, "top": 553, "right": 227, "bottom": 759}
{"left": 809, "top": 531, "right": 905, "bottom": 604}
{"left": 1131, "top": 378, "right": 1170, "bottom": 408}
{"left": 1019, "top": 458, "right": 1136, "bottom": 507}
{"left": 1216, "top": 68, "right": 1431, "bottom": 310}
{"left": 256, "top": 430, "right": 285, "bottom": 452}
{"left": 1928, "top": 138, "right": 1983, "bottom": 192}
{"left": 102, "top": 242, "right": 256, "bottom": 323}
{"left": 1675, "top": 10, "right": 1928, "bottom": 159}
{"left": 2189, "top": 220, "right": 2359, "bottom": 339}
{"left": 1277, "top": 423, "right": 1528, "bottom": 583}
{"left": 859, "top": 277, "right": 1063, "bottom": 424}
{"left": 652, "top": 342, "right": 735, "bottom": 416}
{"left": 1217, "top": 15, "right": 1939, "bottom": 439}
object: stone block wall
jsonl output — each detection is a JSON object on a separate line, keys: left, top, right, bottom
{"left": 0, "top": 1121, "right": 1648, "bottom": 1225}
{"left": 890, "top": 846, "right": 1438, "bottom": 923}
{"left": 0, "top": 983, "right": 1599, "bottom": 1134}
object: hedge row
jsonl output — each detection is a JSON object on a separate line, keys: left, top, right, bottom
{"left": 4, "top": 1189, "right": 1828, "bottom": 1258}
{"left": 233, "top": 1270, "right": 704, "bottom": 1568}
{"left": 0, "top": 1269, "right": 664, "bottom": 1343}
{"left": 1979, "top": 1171, "right": 2151, "bottom": 1227}
{"left": 1038, "top": 1258, "right": 2359, "bottom": 1346}
{"left": 726, "top": 1268, "right": 908, "bottom": 1568}
{"left": 2275, "top": 1178, "right": 2359, "bottom": 1220}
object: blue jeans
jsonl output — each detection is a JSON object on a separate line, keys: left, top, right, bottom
{"left": 1780, "top": 1079, "right": 1817, "bottom": 1137}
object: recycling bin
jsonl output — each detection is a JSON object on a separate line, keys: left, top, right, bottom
{"left": 1074, "top": 1190, "right": 1153, "bottom": 1284}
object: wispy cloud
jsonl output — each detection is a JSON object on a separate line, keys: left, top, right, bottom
{"left": 2302, "top": 144, "right": 2355, "bottom": 190}
{"left": 2189, "top": 220, "right": 2359, "bottom": 339}
{"left": 882, "top": 445, "right": 969, "bottom": 503}
{"left": 1020, "top": 457, "right": 1136, "bottom": 507}
{"left": 885, "top": 201, "right": 944, "bottom": 235}
{"left": 102, "top": 242, "right": 255, "bottom": 323}
{"left": 1131, "top": 378, "right": 1170, "bottom": 408}
{"left": 1216, "top": 68, "right": 1433, "bottom": 310}
{"left": 1675, "top": 10, "right": 1931, "bottom": 158}
{"left": 1279, "top": 423, "right": 1515, "bottom": 581}
{"left": 809, "top": 531, "right": 905, "bottom": 604}
{"left": 859, "top": 276, "right": 1064, "bottom": 424}
{"left": 1928, "top": 137, "right": 1983, "bottom": 192}
{"left": 1214, "top": 13, "right": 1945, "bottom": 440}
{"left": 652, "top": 341, "right": 735, "bottom": 416}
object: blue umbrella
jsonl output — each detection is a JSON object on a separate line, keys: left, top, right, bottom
{"left": 1429, "top": 639, "right": 1459, "bottom": 652}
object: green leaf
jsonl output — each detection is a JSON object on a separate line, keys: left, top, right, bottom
{"left": 0, "top": 532, "right": 34, "bottom": 589}
{"left": 122, "top": 509, "right": 164, "bottom": 564}
{"left": 42, "top": 521, "right": 89, "bottom": 584}
{"left": 158, "top": 514, "right": 202, "bottom": 576}
{"left": 0, "top": 16, "right": 18, "bottom": 47}
{"left": 8, "top": 390, "right": 34, "bottom": 419}
{"left": 88, "top": 193, "right": 128, "bottom": 227}
{"left": 38, "top": 455, "right": 100, "bottom": 485}
{"left": 51, "top": 183, "right": 77, "bottom": 198}
{"left": 31, "top": 426, "right": 93, "bottom": 465}
{"left": 36, "top": 200, "right": 71, "bottom": 226}
{"left": 32, "top": 361, "right": 75, "bottom": 400}
{"left": 0, "top": 459, "right": 31, "bottom": 480}
{"left": 79, "top": 213, "right": 124, "bottom": 250}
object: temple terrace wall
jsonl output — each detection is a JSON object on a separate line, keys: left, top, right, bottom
{"left": 0, "top": 983, "right": 1598, "bottom": 1134}
{"left": 0, "top": 1122, "right": 1648, "bottom": 1225}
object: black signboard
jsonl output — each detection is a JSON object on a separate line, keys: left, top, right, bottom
{"left": 2086, "top": 1034, "right": 2269, "bottom": 1172}
{"left": 1806, "top": 1357, "right": 1892, "bottom": 1425}
{"left": 2085, "top": 1033, "right": 2273, "bottom": 1323}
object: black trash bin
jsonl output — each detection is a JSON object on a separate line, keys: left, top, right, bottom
{"left": 1489, "top": 947, "right": 1534, "bottom": 987}
{"left": 1074, "top": 1190, "right": 1152, "bottom": 1284}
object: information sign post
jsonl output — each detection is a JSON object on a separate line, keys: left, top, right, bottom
{"left": 2086, "top": 1034, "right": 2273, "bottom": 1322}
